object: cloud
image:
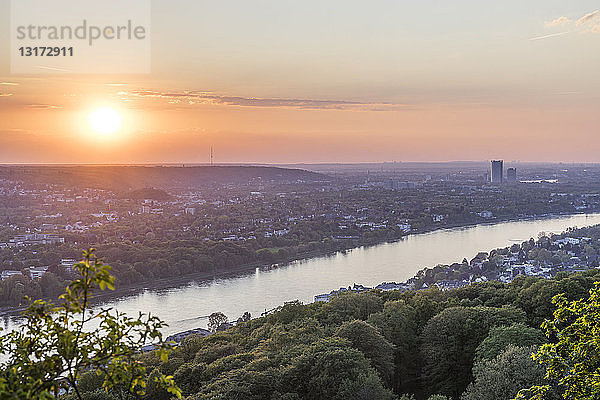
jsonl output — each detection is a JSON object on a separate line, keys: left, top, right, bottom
{"left": 538, "top": 10, "right": 600, "bottom": 38}
{"left": 529, "top": 31, "right": 569, "bottom": 41}
{"left": 0, "top": 93, "right": 13, "bottom": 97}
{"left": 116, "top": 90, "right": 408, "bottom": 111}
{"left": 0, "top": 82, "right": 19, "bottom": 86}
{"left": 24, "top": 104, "right": 62, "bottom": 109}
{"left": 545, "top": 16, "right": 571, "bottom": 27}
{"left": 576, "top": 10, "right": 599, "bottom": 25}
{"left": 33, "top": 65, "right": 72, "bottom": 72}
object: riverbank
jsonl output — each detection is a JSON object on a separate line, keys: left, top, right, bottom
{"left": 132, "top": 215, "right": 600, "bottom": 353}
{"left": 1, "top": 211, "right": 598, "bottom": 318}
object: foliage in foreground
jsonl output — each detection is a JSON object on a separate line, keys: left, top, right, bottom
{"left": 517, "top": 282, "right": 600, "bottom": 400}
{"left": 0, "top": 249, "right": 181, "bottom": 400}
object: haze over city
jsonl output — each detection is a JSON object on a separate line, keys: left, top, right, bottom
{"left": 1, "top": 0, "right": 600, "bottom": 164}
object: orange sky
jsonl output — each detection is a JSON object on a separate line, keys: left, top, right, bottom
{"left": 1, "top": 1, "right": 600, "bottom": 163}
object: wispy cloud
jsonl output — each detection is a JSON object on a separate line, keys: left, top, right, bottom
{"left": 33, "top": 65, "right": 72, "bottom": 72}
{"left": 0, "top": 93, "right": 13, "bottom": 97}
{"left": 24, "top": 104, "right": 62, "bottom": 109}
{"left": 545, "top": 16, "right": 571, "bottom": 27}
{"left": 576, "top": 10, "right": 600, "bottom": 26}
{"left": 540, "top": 9, "right": 600, "bottom": 37}
{"left": 0, "top": 82, "right": 19, "bottom": 86}
{"left": 116, "top": 90, "right": 408, "bottom": 111}
{"left": 552, "top": 91, "right": 581, "bottom": 96}
{"left": 529, "top": 31, "right": 569, "bottom": 41}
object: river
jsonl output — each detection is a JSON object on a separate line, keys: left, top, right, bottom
{"left": 3, "top": 213, "right": 600, "bottom": 335}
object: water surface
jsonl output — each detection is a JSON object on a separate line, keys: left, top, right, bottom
{"left": 4, "top": 213, "right": 600, "bottom": 335}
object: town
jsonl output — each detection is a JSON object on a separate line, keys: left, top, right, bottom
{"left": 1, "top": 162, "right": 600, "bottom": 306}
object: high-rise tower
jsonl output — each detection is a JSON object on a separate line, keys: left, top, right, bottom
{"left": 506, "top": 167, "right": 517, "bottom": 183}
{"left": 491, "top": 160, "right": 503, "bottom": 183}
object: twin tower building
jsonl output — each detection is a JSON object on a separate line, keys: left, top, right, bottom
{"left": 491, "top": 160, "right": 517, "bottom": 184}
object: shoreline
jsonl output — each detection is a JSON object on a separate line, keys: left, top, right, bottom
{"left": 1, "top": 210, "right": 597, "bottom": 317}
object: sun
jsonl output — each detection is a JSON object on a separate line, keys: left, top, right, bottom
{"left": 88, "top": 107, "right": 122, "bottom": 135}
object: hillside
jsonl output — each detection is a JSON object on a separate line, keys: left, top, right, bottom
{"left": 64, "top": 269, "right": 600, "bottom": 400}
{"left": 0, "top": 165, "right": 328, "bottom": 191}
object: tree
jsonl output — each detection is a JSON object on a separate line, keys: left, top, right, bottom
{"left": 367, "top": 300, "right": 420, "bottom": 394}
{"left": 289, "top": 337, "right": 394, "bottom": 400}
{"left": 268, "top": 301, "right": 308, "bottom": 325}
{"left": 208, "top": 312, "right": 228, "bottom": 333}
{"left": 39, "top": 272, "right": 65, "bottom": 298}
{"left": 0, "top": 249, "right": 181, "bottom": 400}
{"left": 237, "top": 311, "right": 251, "bottom": 324}
{"left": 335, "top": 320, "right": 395, "bottom": 385}
{"left": 421, "top": 306, "right": 525, "bottom": 398}
{"left": 318, "top": 291, "right": 383, "bottom": 325}
{"left": 462, "top": 345, "right": 544, "bottom": 400}
{"left": 533, "top": 248, "right": 552, "bottom": 264}
{"left": 517, "top": 282, "right": 600, "bottom": 400}
{"left": 475, "top": 324, "right": 546, "bottom": 362}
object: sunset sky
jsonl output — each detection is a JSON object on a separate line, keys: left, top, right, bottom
{"left": 1, "top": 0, "right": 600, "bottom": 164}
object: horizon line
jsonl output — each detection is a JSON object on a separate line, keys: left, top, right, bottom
{"left": 0, "top": 160, "right": 598, "bottom": 167}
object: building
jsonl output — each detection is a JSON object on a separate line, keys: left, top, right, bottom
{"left": 396, "top": 223, "right": 412, "bottom": 233}
{"left": 477, "top": 210, "right": 494, "bottom": 219}
{"left": 506, "top": 167, "right": 517, "bottom": 183}
{"left": 313, "top": 284, "right": 372, "bottom": 303}
{"left": 491, "top": 160, "right": 503, "bottom": 183}
{"left": 60, "top": 259, "right": 77, "bottom": 271}
{"left": 29, "top": 266, "right": 48, "bottom": 279}
{"left": 1, "top": 270, "right": 22, "bottom": 280}
{"left": 9, "top": 233, "right": 64, "bottom": 247}
{"left": 165, "top": 327, "right": 211, "bottom": 343}
{"left": 314, "top": 293, "right": 331, "bottom": 302}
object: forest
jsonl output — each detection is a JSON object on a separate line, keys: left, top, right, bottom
{"left": 60, "top": 267, "right": 600, "bottom": 400}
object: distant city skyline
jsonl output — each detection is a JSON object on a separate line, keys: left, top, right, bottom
{"left": 1, "top": 1, "right": 600, "bottom": 163}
